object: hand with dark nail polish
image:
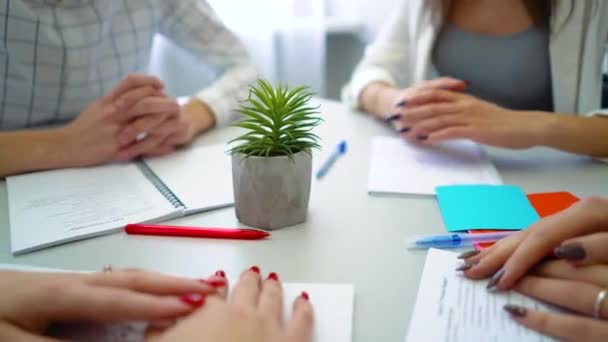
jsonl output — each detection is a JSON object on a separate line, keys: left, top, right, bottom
{"left": 458, "top": 250, "right": 480, "bottom": 259}
{"left": 487, "top": 268, "right": 505, "bottom": 291}
{"left": 554, "top": 243, "right": 586, "bottom": 261}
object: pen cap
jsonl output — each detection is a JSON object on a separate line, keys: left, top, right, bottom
{"left": 338, "top": 141, "right": 347, "bottom": 154}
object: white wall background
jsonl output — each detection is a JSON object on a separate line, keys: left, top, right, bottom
{"left": 148, "top": 0, "right": 401, "bottom": 99}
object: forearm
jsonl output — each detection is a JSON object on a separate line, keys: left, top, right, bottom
{"left": 0, "top": 128, "right": 69, "bottom": 177}
{"left": 360, "top": 82, "right": 400, "bottom": 119}
{"left": 538, "top": 113, "right": 608, "bottom": 157}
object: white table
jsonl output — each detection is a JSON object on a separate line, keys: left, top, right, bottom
{"left": 1, "top": 98, "right": 607, "bottom": 342}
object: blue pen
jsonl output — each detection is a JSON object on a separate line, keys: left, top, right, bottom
{"left": 316, "top": 140, "right": 347, "bottom": 180}
{"left": 406, "top": 231, "right": 515, "bottom": 249}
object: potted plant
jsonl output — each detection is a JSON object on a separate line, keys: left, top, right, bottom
{"left": 228, "top": 79, "right": 322, "bottom": 230}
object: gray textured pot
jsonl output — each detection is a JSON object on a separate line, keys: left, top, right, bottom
{"left": 231, "top": 150, "right": 312, "bottom": 230}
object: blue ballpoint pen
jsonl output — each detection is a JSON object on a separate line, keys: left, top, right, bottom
{"left": 316, "top": 140, "right": 347, "bottom": 180}
{"left": 407, "top": 231, "right": 516, "bottom": 249}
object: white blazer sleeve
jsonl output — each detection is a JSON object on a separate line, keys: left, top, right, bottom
{"left": 341, "top": 0, "right": 415, "bottom": 110}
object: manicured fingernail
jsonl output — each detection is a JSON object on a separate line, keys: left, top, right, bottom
{"left": 554, "top": 243, "right": 586, "bottom": 261}
{"left": 384, "top": 113, "right": 401, "bottom": 122}
{"left": 399, "top": 127, "right": 411, "bottom": 133}
{"left": 395, "top": 100, "right": 407, "bottom": 107}
{"left": 503, "top": 304, "right": 527, "bottom": 317}
{"left": 458, "top": 250, "right": 480, "bottom": 259}
{"left": 215, "top": 270, "right": 226, "bottom": 278}
{"left": 456, "top": 262, "right": 477, "bottom": 272}
{"left": 180, "top": 294, "right": 205, "bottom": 307}
{"left": 417, "top": 135, "right": 428, "bottom": 141}
{"left": 301, "top": 291, "right": 309, "bottom": 301}
{"left": 250, "top": 265, "right": 260, "bottom": 274}
{"left": 487, "top": 268, "right": 505, "bottom": 291}
{"left": 267, "top": 272, "right": 279, "bottom": 281}
{"left": 200, "top": 278, "right": 226, "bottom": 288}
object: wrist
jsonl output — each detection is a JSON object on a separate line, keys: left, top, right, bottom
{"left": 182, "top": 98, "right": 216, "bottom": 136}
{"left": 360, "top": 82, "right": 399, "bottom": 118}
{"left": 524, "top": 110, "right": 558, "bottom": 147}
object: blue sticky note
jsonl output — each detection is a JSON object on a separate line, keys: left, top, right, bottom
{"left": 436, "top": 185, "right": 540, "bottom": 232}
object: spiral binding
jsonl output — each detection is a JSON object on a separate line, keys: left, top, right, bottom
{"left": 137, "top": 162, "right": 185, "bottom": 209}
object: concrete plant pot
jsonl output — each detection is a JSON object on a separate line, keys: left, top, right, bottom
{"left": 231, "top": 150, "right": 312, "bottom": 230}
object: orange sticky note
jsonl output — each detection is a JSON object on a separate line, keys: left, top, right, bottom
{"left": 472, "top": 192, "right": 580, "bottom": 250}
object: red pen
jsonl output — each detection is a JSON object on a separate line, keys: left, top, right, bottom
{"left": 125, "top": 224, "right": 270, "bottom": 240}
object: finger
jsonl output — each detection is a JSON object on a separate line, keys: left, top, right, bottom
{"left": 496, "top": 200, "right": 607, "bottom": 290}
{"left": 116, "top": 134, "right": 164, "bottom": 161}
{"left": 108, "top": 73, "right": 163, "bottom": 100}
{"left": 415, "top": 77, "right": 468, "bottom": 92}
{"left": 408, "top": 114, "right": 467, "bottom": 140}
{"left": 506, "top": 306, "right": 608, "bottom": 342}
{"left": 426, "top": 126, "right": 476, "bottom": 143}
{"left": 125, "top": 97, "right": 180, "bottom": 121}
{"left": 555, "top": 232, "right": 608, "bottom": 266}
{"left": 398, "top": 102, "right": 459, "bottom": 128}
{"left": 0, "top": 322, "right": 60, "bottom": 342}
{"left": 515, "top": 275, "right": 603, "bottom": 317}
{"left": 402, "top": 88, "right": 460, "bottom": 107}
{"left": 113, "top": 86, "right": 163, "bottom": 113}
{"left": 258, "top": 273, "right": 284, "bottom": 328}
{"left": 463, "top": 230, "right": 531, "bottom": 279}
{"left": 117, "top": 113, "right": 172, "bottom": 147}
{"left": 84, "top": 269, "right": 222, "bottom": 296}
{"left": 40, "top": 285, "right": 193, "bottom": 322}
{"left": 230, "top": 266, "right": 262, "bottom": 308}
{"left": 285, "top": 293, "right": 314, "bottom": 342}
{"left": 533, "top": 260, "right": 608, "bottom": 288}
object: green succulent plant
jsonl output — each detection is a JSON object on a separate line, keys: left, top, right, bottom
{"left": 228, "top": 79, "right": 322, "bottom": 157}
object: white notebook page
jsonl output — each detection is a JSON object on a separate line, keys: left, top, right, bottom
{"left": 405, "top": 249, "right": 558, "bottom": 342}
{"left": 7, "top": 163, "right": 179, "bottom": 254}
{"left": 0, "top": 264, "right": 354, "bottom": 342}
{"left": 368, "top": 137, "right": 502, "bottom": 196}
{"left": 144, "top": 144, "right": 234, "bottom": 214}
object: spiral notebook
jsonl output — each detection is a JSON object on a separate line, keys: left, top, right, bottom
{"left": 7, "top": 144, "right": 233, "bottom": 255}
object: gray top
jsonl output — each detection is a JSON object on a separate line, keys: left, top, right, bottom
{"left": 433, "top": 23, "right": 554, "bottom": 111}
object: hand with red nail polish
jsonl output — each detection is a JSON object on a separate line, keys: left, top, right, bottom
{"left": 0, "top": 268, "right": 219, "bottom": 340}
{"left": 157, "top": 267, "right": 315, "bottom": 342}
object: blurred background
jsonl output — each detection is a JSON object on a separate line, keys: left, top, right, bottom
{"left": 150, "top": 0, "right": 608, "bottom": 104}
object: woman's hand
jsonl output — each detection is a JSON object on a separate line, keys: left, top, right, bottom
{"left": 392, "top": 88, "right": 553, "bottom": 148}
{"left": 0, "top": 269, "right": 225, "bottom": 341}
{"left": 460, "top": 197, "right": 608, "bottom": 291}
{"left": 360, "top": 77, "right": 467, "bottom": 120}
{"left": 115, "top": 98, "right": 216, "bottom": 160}
{"left": 156, "top": 266, "right": 314, "bottom": 342}
{"left": 501, "top": 260, "right": 608, "bottom": 341}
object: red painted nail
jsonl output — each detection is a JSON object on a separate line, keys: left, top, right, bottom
{"left": 301, "top": 291, "right": 309, "bottom": 301}
{"left": 267, "top": 272, "right": 279, "bottom": 281}
{"left": 250, "top": 265, "right": 260, "bottom": 274}
{"left": 200, "top": 278, "right": 226, "bottom": 288}
{"left": 215, "top": 270, "right": 226, "bottom": 278}
{"left": 180, "top": 294, "right": 205, "bottom": 307}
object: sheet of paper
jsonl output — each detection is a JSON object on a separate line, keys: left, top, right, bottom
{"left": 144, "top": 144, "right": 234, "bottom": 214}
{"left": 7, "top": 163, "right": 179, "bottom": 255}
{"left": 405, "top": 249, "right": 558, "bottom": 342}
{"left": 368, "top": 137, "right": 502, "bottom": 196}
{"left": 0, "top": 264, "right": 354, "bottom": 342}
{"left": 436, "top": 185, "right": 540, "bottom": 232}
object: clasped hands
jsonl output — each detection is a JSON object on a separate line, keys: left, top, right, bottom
{"left": 382, "top": 77, "right": 550, "bottom": 149}
{"left": 59, "top": 74, "right": 207, "bottom": 167}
